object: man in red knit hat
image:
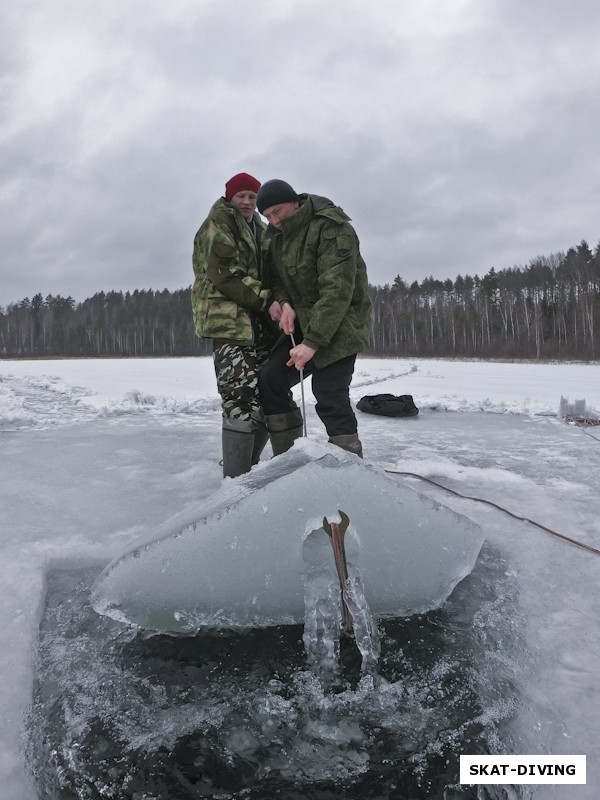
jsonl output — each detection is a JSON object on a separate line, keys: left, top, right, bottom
{"left": 192, "top": 173, "right": 282, "bottom": 477}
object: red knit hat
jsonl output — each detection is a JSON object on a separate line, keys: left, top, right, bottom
{"left": 225, "top": 172, "right": 261, "bottom": 201}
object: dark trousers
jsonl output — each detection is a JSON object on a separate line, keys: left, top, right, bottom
{"left": 258, "top": 335, "right": 358, "bottom": 437}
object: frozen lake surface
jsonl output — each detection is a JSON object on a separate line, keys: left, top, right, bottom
{"left": 1, "top": 356, "right": 600, "bottom": 799}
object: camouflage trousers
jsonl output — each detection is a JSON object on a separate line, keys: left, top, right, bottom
{"left": 213, "top": 340, "right": 272, "bottom": 422}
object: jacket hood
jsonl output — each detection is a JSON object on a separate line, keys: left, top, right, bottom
{"left": 299, "top": 194, "right": 352, "bottom": 222}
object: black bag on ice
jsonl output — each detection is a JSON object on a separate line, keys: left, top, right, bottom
{"left": 356, "top": 393, "right": 419, "bottom": 418}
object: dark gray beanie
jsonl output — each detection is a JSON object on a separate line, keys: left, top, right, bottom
{"left": 256, "top": 179, "right": 299, "bottom": 214}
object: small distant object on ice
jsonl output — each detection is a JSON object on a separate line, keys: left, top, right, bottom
{"left": 559, "top": 396, "right": 600, "bottom": 426}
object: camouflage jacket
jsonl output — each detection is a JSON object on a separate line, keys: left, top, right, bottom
{"left": 263, "top": 194, "right": 372, "bottom": 368}
{"left": 192, "top": 198, "right": 273, "bottom": 343}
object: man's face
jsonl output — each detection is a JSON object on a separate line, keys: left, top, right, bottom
{"left": 262, "top": 201, "right": 299, "bottom": 230}
{"left": 230, "top": 191, "right": 257, "bottom": 221}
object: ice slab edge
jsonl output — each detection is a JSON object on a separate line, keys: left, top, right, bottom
{"left": 91, "top": 440, "right": 484, "bottom": 633}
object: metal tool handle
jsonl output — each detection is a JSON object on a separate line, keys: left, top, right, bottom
{"left": 289, "top": 333, "right": 308, "bottom": 437}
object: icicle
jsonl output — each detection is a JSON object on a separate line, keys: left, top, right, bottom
{"left": 302, "top": 515, "right": 380, "bottom": 676}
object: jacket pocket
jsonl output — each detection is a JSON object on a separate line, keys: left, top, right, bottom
{"left": 212, "top": 241, "right": 237, "bottom": 266}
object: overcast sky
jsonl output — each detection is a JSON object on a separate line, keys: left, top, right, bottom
{"left": 2, "top": 0, "right": 600, "bottom": 307}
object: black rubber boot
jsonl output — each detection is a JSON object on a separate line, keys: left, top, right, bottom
{"left": 251, "top": 410, "right": 269, "bottom": 466}
{"left": 266, "top": 409, "right": 304, "bottom": 456}
{"left": 328, "top": 433, "right": 363, "bottom": 458}
{"left": 221, "top": 419, "right": 255, "bottom": 478}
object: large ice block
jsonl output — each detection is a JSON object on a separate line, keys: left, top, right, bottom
{"left": 91, "top": 440, "right": 483, "bottom": 633}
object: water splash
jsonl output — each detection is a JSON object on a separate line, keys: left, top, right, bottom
{"left": 341, "top": 566, "right": 381, "bottom": 670}
{"left": 301, "top": 517, "right": 380, "bottom": 677}
{"left": 29, "top": 546, "right": 529, "bottom": 799}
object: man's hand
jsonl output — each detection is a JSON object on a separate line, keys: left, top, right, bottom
{"left": 287, "top": 342, "right": 316, "bottom": 370}
{"left": 268, "top": 300, "right": 282, "bottom": 322}
{"left": 279, "top": 303, "right": 296, "bottom": 335}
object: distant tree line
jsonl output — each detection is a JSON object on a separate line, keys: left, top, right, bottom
{"left": 0, "top": 288, "right": 209, "bottom": 358}
{"left": 1, "top": 239, "right": 599, "bottom": 360}
{"left": 370, "top": 240, "right": 600, "bottom": 360}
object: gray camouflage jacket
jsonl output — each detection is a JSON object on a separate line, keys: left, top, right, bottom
{"left": 192, "top": 198, "right": 272, "bottom": 343}
{"left": 263, "top": 194, "right": 372, "bottom": 368}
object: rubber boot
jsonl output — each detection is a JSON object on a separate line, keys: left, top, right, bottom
{"left": 266, "top": 409, "right": 304, "bottom": 456}
{"left": 222, "top": 418, "right": 255, "bottom": 478}
{"left": 251, "top": 410, "right": 269, "bottom": 466}
{"left": 328, "top": 432, "right": 363, "bottom": 458}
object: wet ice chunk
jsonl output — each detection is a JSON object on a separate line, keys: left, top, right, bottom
{"left": 92, "top": 440, "right": 484, "bottom": 634}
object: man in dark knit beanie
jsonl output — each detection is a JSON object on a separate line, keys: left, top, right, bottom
{"left": 256, "top": 179, "right": 372, "bottom": 458}
{"left": 256, "top": 179, "right": 299, "bottom": 214}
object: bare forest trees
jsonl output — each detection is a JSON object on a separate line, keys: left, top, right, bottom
{"left": 367, "top": 240, "right": 600, "bottom": 360}
{"left": 1, "top": 240, "right": 599, "bottom": 360}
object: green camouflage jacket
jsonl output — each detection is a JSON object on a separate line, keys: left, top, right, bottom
{"left": 263, "top": 194, "right": 372, "bottom": 368}
{"left": 192, "top": 198, "right": 273, "bottom": 343}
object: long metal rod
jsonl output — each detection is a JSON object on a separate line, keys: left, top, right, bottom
{"left": 289, "top": 333, "right": 307, "bottom": 436}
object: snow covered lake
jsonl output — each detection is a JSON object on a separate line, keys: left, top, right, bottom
{"left": 1, "top": 356, "right": 599, "bottom": 799}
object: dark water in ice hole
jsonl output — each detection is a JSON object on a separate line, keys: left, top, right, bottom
{"left": 28, "top": 542, "right": 527, "bottom": 800}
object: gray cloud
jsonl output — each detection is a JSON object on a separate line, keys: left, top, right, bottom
{"left": 1, "top": 0, "right": 599, "bottom": 306}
